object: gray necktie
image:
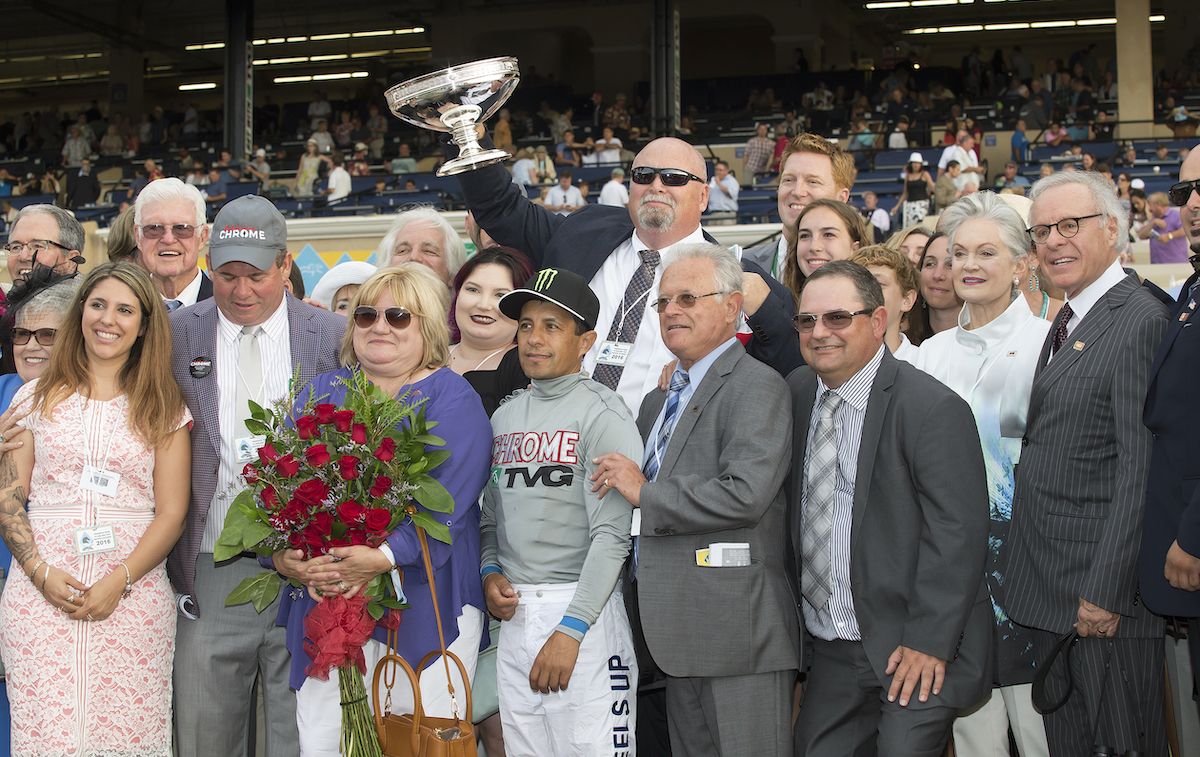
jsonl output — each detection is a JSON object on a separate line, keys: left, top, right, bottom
{"left": 802, "top": 390, "right": 842, "bottom": 609}
{"left": 593, "top": 249, "right": 659, "bottom": 390}
{"left": 236, "top": 325, "right": 262, "bottom": 436}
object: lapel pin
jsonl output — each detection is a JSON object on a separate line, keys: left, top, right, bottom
{"left": 1007, "top": 350, "right": 1017, "bottom": 357}
{"left": 189, "top": 357, "right": 212, "bottom": 378}
{"left": 1181, "top": 312, "right": 1191, "bottom": 322}
{"left": 1073, "top": 341, "right": 1085, "bottom": 351}
{"left": 1189, "top": 300, "right": 1195, "bottom": 310}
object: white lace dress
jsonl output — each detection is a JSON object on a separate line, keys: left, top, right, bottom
{"left": 0, "top": 385, "right": 190, "bottom": 757}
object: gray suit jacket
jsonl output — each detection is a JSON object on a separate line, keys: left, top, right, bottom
{"left": 166, "top": 295, "right": 346, "bottom": 608}
{"left": 1005, "top": 275, "right": 1169, "bottom": 638}
{"left": 636, "top": 342, "right": 799, "bottom": 678}
{"left": 787, "top": 350, "right": 993, "bottom": 708}
{"left": 742, "top": 239, "right": 781, "bottom": 279}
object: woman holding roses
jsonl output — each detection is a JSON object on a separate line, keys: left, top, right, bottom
{"left": 271, "top": 263, "right": 493, "bottom": 756}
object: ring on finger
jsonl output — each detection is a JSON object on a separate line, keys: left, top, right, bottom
{"left": 604, "top": 479, "right": 612, "bottom": 488}
{"left": 87, "top": 613, "right": 94, "bottom": 622}
{"left": 338, "top": 581, "right": 347, "bottom": 591}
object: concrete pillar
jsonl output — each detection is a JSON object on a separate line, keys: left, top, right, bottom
{"left": 224, "top": 0, "right": 253, "bottom": 160}
{"left": 108, "top": 1, "right": 144, "bottom": 121}
{"left": 1116, "top": 0, "right": 1155, "bottom": 141}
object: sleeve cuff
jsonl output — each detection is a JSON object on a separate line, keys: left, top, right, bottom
{"left": 556, "top": 616, "right": 589, "bottom": 642}
{"left": 481, "top": 566, "right": 504, "bottom": 579}
{"left": 378, "top": 543, "right": 397, "bottom": 569}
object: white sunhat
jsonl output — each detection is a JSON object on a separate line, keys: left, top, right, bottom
{"left": 309, "top": 261, "right": 378, "bottom": 312}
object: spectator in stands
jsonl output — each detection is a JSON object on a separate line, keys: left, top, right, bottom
{"left": 1011, "top": 119, "right": 1031, "bottom": 164}
{"left": 888, "top": 116, "right": 911, "bottom": 150}
{"left": 201, "top": 168, "right": 227, "bottom": 204}
{"left": 995, "top": 161, "right": 1031, "bottom": 190}
{"left": 1093, "top": 110, "right": 1115, "bottom": 141}
{"left": 99, "top": 124, "right": 124, "bottom": 156}
{"left": 532, "top": 145, "right": 556, "bottom": 184}
{"left": 803, "top": 82, "right": 834, "bottom": 110}
{"left": 938, "top": 131, "right": 962, "bottom": 179}
{"left": 848, "top": 121, "right": 876, "bottom": 153}
{"left": 493, "top": 109, "right": 513, "bottom": 151}
{"left": 886, "top": 88, "right": 913, "bottom": 129}
{"left": 65, "top": 158, "right": 101, "bottom": 209}
{"left": 390, "top": 142, "right": 418, "bottom": 175}
{"left": 885, "top": 224, "right": 934, "bottom": 268}
{"left": 952, "top": 134, "right": 984, "bottom": 193}
{"left": 322, "top": 151, "right": 351, "bottom": 204}
{"left": 891, "top": 153, "right": 935, "bottom": 228}
{"left": 61, "top": 126, "right": 89, "bottom": 168}
{"left": 5, "top": 204, "right": 84, "bottom": 283}
{"left": 348, "top": 143, "right": 370, "bottom": 177}
{"left": 365, "top": 104, "right": 388, "bottom": 160}
{"left": 850, "top": 245, "right": 920, "bottom": 362}
{"left": 307, "top": 90, "right": 332, "bottom": 128}
{"left": 178, "top": 147, "right": 197, "bottom": 172}
{"left": 1044, "top": 122, "right": 1069, "bottom": 147}
{"left": 510, "top": 148, "right": 537, "bottom": 186}
{"left": 707, "top": 160, "right": 739, "bottom": 215}
{"left": 376, "top": 206, "right": 467, "bottom": 286}
{"left": 134, "top": 178, "right": 212, "bottom": 308}
{"left": 310, "top": 121, "right": 334, "bottom": 154}
{"left": 598, "top": 167, "right": 628, "bottom": 208}
{"left": 143, "top": 158, "right": 163, "bottom": 183}
{"left": 779, "top": 111, "right": 803, "bottom": 139}
{"left": 1155, "top": 143, "right": 1171, "bottom": 162}
{"left": 543, "top": 170, "right": 585, "bottom": 217}
{"left": 918, "top": 233, "right": 962, "bottom": 337}
{"left": 1137, "top": 191, "right": 1189, "bottom": 263}
{"left": 603, "top": 94, "right": 632, "bottom": 136}
{"left": 744, "top": 134, "right": 854, "bottom": 280}
{"left": 294, "top": 139, "right": 330, "bottom": 197}
{"left": 245, "top": 149, "right": 271, "bottom": 184}
{"left": 1116, "top": 172, "right": 1133, "bottom": 212}
{"left": 1039, "top": 163, "right": 1056, "bottom": 179}
{"left": 1066, "top": 119, "right": 1093, "bottom": 143}
{"left": 861, "top": 191, "right": 890, "bottom": 242}
{"left": 550, "top": 107, "right": 573, "bottom": 145}
{"left": 333, "top": 111, "right": 354, "bottom": 148}
{"left": 0, "top": 199, "right": 15, "bottom": 231}
{"left": 1019, "top": 91, "right": 1049, "bottom": 132}
{"left": 215, "top": 150, "right": 240, "bottom": 184}
{"left": 555, "top": 129, "right": 585, "bottom": 167}
{"left": 593, "top": 127, "right": 622, "bottom": 164}
{"left": 1069, "top": 76, "right": 1096, "bottom": 123}
{"left": 743, "top": 123, "right": 774, "bottom": 178}
{"left": 782, "top": 198, "right": 870, "bottom": 304}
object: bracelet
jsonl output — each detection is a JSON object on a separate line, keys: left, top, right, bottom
{"left": 38, "top": 563, "right": 51, "bottom": 593}
{"left": 119, "top": 562, "right": 132, "bottom": 599}
{"left": 26, "top": 558, "right": 44, "bottom": 581}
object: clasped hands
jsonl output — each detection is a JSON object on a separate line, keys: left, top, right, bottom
{"left": 34, "top": 562, "right": 123, "bottom": 623}
{"left": 273, "top": 545, "right": 392, "bottom": 602}
{"left": 483, "top": 573, "right": 580, "bottom": 693}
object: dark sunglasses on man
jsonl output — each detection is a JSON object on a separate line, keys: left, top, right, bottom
{"left": 791, "top": 309, "right": 874, "bottom": 333}
{"left": 353, "top": 306, "right": 412, "bottom": 330}
{"left": 630, "top": 166, "right": 705, "bottom": 187}
{"left": 1168, "top": 178, "right": 1200, "bottom": 207}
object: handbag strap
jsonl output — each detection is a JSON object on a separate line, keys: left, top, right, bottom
{"left": 1031, "top": 629, "right": 1078, "bottom": 713}
{"left": 415, "top": 525, "right": 463, "bottom": 722}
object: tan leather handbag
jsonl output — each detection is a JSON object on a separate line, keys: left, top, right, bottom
{"left": 371, "top": 527, "right": 476, "bottom": 757}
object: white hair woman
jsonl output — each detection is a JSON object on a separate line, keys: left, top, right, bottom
{"left": 915, "top": 191, "right": 1052, "bottom": 757}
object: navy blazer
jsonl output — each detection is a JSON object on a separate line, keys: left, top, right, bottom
{"left": 1140, "top": 272, "right": 1200, "bottom": 617}
{"left": 451, "top": 138, "right": 803, "bottom": 378}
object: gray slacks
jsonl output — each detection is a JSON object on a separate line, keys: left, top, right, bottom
{"left": 173, "top": 556, "right": 298, "bottom": 757}
{"left": 795, "top": 638, "right": 956, "bottom": 757}
{"left": 666, "top": 669, "right": 793, "bottom": 757}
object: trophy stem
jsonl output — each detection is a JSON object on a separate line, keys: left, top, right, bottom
{"left": 437, "top": 103, "right": 511, "bottom": 177}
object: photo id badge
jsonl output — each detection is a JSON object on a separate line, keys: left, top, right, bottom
{"left": 235, "top": 435, "right": 267, "bottom": 463}
{"left": 595, "top": 341, "right": 633, "bottom": 367}
{"left": 79, "top": 464, "right": 120, "bottom": 497}
{"left": 75, "top": 523, "right": 117, "bottom": 556}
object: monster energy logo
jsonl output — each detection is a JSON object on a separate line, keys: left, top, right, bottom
{"left": 534, "top": 268, "right": 560, "bottom": 291}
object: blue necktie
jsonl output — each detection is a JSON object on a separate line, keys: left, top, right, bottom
{"left": 643, "top": 371, "right": 690, "bottom": 482}
{"left": 165, "top": 300, "right": 182, "bottom": 312}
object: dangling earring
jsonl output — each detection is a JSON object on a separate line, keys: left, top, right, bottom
{"left": 1028, "top": 268, "right": 1040, "bottom": 293}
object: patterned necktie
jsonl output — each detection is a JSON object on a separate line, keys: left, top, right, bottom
{"left": 802, "top": 390, "right": 842, "bottom": 609}
{"left": 643, "top": 371, "right": 690, "bottom": 482}
{"left": 165, "top": 300, "right": 182, "bottom": 312}
{"left": 1049, "top": 302, "right": 1075, "bottom": 356}
{"left": 235, "top": 325, "right": 262, "bottom": 437}
{"left": 593, "top": 249, "right": 660, "bottom": 390}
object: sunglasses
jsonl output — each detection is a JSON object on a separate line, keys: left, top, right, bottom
{"left": 140, "top": 223, "right": 198, "bottom": 240}
{"left": 652, "top": 292, "right": 723, "bottom": 313}
{"left": 11, "top": 327, "right": 56, "bottom": 346}
{"left": 1168, "top": 179, "right": 1200, "bottom": 207}
{"left": 630, "top": 166, "right": 705, "bottom": 186}
{"left": 353, "top": 306, "right": 412, "bottom": 330}
{"left": 792, "top": 309, "right": 874, "bottom": 333}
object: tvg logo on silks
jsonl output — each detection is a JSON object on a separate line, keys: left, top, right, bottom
{"left": 533, "top": 268, "right": 560, "bottom": 291}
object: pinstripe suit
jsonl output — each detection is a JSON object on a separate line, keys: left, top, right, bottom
{"left": 168, "top": 294, "right": 346, "bottom": 757}
{"left": 1004, "top": 274, "right": 1169, "bottom": 756}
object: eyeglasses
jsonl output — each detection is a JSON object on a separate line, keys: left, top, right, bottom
{"left": 630, "top": 166, "right": 705, "bottom": 187}
{"left": 792, "top": 309, "right": 874, "bottom": 333}
{"left": 1169, "top": 179, "right": 1200, "bottom": 207}
{"left": 140, "top": 223, "right": 198, "bottom": 240}
{"left": 652, "top": 292, "right": 724, "bottom": 313}
{"left": 3, "top": 239, "right": 70, "bottom": 257}
{"left": 1026, "top": 214, "right": 1103, "bottom": 245}
{"left": 353, "top": 306, "right": 412, "bottom": 330}
{"left": 10, "top": 327, "right": 56, "bottom": 346}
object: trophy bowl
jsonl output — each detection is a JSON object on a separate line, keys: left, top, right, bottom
{"left": 385, "top": 56, "right": 520, "bottom": 177}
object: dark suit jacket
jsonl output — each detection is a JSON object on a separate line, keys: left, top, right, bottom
{"left": 166, "top": 294, "right": 346, "bottom": 609}
{"left": 197, "top": 271, "right": 213, "bottom": 303}
{"left": 1005, "top": 275, "right": 1169, "bottom": 638}
{"left": 453, "top": 141, "right": 802, "bottom": 378}
{"left": 1140, "top": 272, "right": 1200, "bottom": 617}
{"left": 787, "top": 350, "right": 993, "bottom": 708}
{"left": 636, "top": 342, "right": 799, "bottom": 678}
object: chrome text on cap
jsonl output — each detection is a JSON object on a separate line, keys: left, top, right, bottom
{"left": 218, "top": 225, "right": 267, "bottom": 240}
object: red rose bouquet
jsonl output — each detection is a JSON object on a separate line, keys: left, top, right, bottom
{"left": 216, "top": 366, "right": 455, "bottom": 757}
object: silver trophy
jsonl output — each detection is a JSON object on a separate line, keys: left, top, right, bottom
{"left": 385, "top": 56, "right": 520, "bottom": 177}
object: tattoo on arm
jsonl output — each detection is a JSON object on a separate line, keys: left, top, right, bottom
{"left": 0, "top": 453, "right": 35, "bottom": 571}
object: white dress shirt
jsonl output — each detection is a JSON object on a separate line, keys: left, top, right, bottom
{"left": 802, "top": 344, "right": 887, "bottom": 641}
{"left": 201, "top": 299, "right": 293, "bottom": 553}
{"left": 584, "top": 226, "right": 708, "bottom": 414}
{"left": 1048, "top": 259, "right": 1127, "bottom": 362}
{"left": 164, "top": 269, "right": 205, "bottom": 309}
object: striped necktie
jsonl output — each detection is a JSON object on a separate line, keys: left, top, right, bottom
{"left": 801, "top": 390, "right": 842, "bottom": 609}
{"left": 593, "top": 249, "right": 660, "bottom": 390}
{"left": 643, "top": 371, "right": 689, "bottom": 482}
